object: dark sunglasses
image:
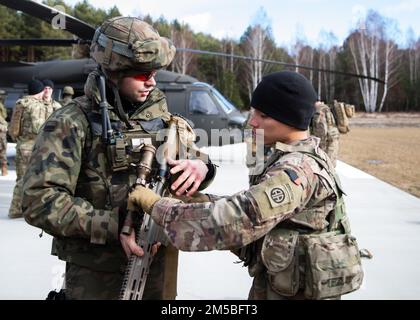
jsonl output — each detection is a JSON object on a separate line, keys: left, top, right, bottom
{"left": 132, "top": 70, "right": 157, "bottom": 81}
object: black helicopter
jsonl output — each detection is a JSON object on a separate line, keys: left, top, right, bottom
{"left": 0, "top": 0, "right": 382, "bottom": 146}
{"left": 0, "top": 0, "right": 250, "bottom": 145}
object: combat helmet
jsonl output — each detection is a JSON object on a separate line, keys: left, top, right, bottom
{"left": 63, "top": 86, "right": 74, "bottom": 95}
{"left": 90, "top": 17, "right": 176, "bottom": 77}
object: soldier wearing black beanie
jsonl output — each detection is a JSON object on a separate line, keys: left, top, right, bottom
{"left": 28, "top": 79, "right": 44, "bottom": 95}
{"left": 250, "top": 71, "right": 318, "bottom": 130}
{"left": 42, "top": 79, "right": 54, "bottom": 89}
{"left": 131, "top": 73, "right": 361, "bottom": 302}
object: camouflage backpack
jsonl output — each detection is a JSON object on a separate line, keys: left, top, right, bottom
{"left": 331, "top": 100, "right": 353, "bottom": 134}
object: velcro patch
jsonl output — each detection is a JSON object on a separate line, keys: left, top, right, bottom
{"left": 249, "top": 171, "right": 302, "bottom": 222}
{"left": 131, "top": 137, "right": 152, "bottom": 147}
{"left": 43, "top": 120, "right": 58, "bottom": 132}
{"left": 284, "top": 168, "right": 302, "bottom": 186}
{"left": 265, "top": 185, "right": 291, "bottom": 208}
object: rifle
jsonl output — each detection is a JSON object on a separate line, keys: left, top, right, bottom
{"left": 119, "top": 119, "right": 178, "bottom": 300}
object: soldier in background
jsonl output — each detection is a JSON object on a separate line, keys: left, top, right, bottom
{"left": 0, "top": 90, "right": 8, "bottom": 175}
{"left": 310, "top": 101, "right": 340, "bottom": 167}
{"left": 22, "top": 17, "right": 216, "bottom": 300}
{"left": 7, "top": 79, "right": 61, "bottom": 219}
{"left": 60, "top": 86, "right": 74, "bottom": 106}
{"left": 128, "top": 71, "right": 364, "bottom": 300}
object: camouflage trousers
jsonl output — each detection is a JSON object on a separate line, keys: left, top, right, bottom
{"left": 0, "top": 131, "right": 7, "bottom": 164}
{"left": 248, "top": 273, "right": 341, "bottom": 300}
{"left": 64, "top": 244, "right": 178, "bottom": 300}
{"left": 8, "top": 142, "right": 33, "bottom": 218}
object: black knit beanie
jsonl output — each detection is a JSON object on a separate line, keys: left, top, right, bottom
{"left": 28, "top": 79, "right": 44, "bottom": 95}
{"left": 42, "top": 79, "right": 54, "bottom": 89}
{"left": 250, "top": 71, "right": 317, "bottom": 130}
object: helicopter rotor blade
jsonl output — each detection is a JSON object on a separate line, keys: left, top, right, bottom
{"left": 0, "top": 0, "right": 95, "bottom": 40}
{"left": 0, "top": 38, "right": 85, "bottom": 47}
{"left": 177, "top": 48, "right": 385, "bottom": 84}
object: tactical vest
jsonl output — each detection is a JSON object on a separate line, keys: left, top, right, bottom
{"left": 245, "top": 143, "right": 343, "bottom": 274}
{"left": 250, "top": 142, "right": 347, "bottom": 234}
{"left": 52, "top": 95, "right": 199, "bottom": 272}
{"left": 246, "top": 142, "right": 362, "bottom": 299}
{"left": 75, "top": 95, "right": 172, "bottom": 211}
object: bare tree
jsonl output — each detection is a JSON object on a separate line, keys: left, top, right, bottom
{"left": 378, "top": 39, "right": 399, "bottom": 111}
{"left": 318, "top": 31, "right": 339, "bottom": 103}
{"left": 171, "top": 23, "right": 196, "bottom": 75}
{"left": 221, "top": 38, "right": 236, "bottom": 73}
{"left": 327, "top": 46, "right": 338, "bottom": 103}
{"left": 240, "top": 7, "right": 275, "bottom": 100}
{"left": 317, "top": 49, "right": 325, "bottom": 100}
{"left": 290, "top": 26, "right": 309, "bottom": 74}
{"left": 349, "top": 10, "right": 400, "bottom": 112}
{"left": 407, "top": 28, "right": 418, "bottom": 85}
{"left": 300, "top": 45, "right": 314, "bottom": 82}
{"left": 241, "top": 24, "right": 272, "bottom": 100}
{"left": 291, "top": 39, "right": 305, "bottom": 73}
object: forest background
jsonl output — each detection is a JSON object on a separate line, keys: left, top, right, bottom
{"left": 1, "top": 0, "right": 420, "bottom": 113}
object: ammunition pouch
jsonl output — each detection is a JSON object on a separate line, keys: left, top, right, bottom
{"left": 107, "top": 136, "right": 130, "bottom": 172}
{"left": 260, "top": 226, "right": 363, "bottom": 299}
{"left": 106, "top": 130, "right": 157, "bottom": 173}
{"left": 261, "top": 229, "right": 300, "bottom": 297}
{"left": 300, "top": 232, "right": 363, "bottom": 299}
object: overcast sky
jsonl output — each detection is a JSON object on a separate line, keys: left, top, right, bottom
{"left": 61, "top": 0, "right": 420, "bottom": 48}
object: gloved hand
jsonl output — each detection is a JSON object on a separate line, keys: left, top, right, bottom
{"left": 174, "top": 191, "right": 210, "bottom": 203}
{"left": 127, "top": 185, "right": 161, "bottom": 213}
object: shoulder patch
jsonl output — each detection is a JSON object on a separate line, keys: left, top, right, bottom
{"left": 249, "top": 171, "right": 303, "bottom": 222}
{"left": 265, "top": 186, "right": 289, "bottom": 207}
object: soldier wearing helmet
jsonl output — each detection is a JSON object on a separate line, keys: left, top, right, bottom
{"left": 0, "top": 89, "right": 8, "bottom": 176}
{"left": 22, "top": 17, "right": 216, "bottom": 300}
{"left": 60, "top": 86, "right": 74, "bottom": 106}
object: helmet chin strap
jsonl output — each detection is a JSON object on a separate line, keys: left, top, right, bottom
{"left": 110, "top": 81, "right": 133, "bottom": 130}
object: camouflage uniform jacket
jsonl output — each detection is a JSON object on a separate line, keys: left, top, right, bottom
{"left": 150, "top": 137, "right": 345, "bottom": 271}
{"left": 22, "top": 71, "right": 216, "bottom": 272}
{"left": 8, "top": 96, "right": 62, "bottom": 146}
{"left": 60, "top": 96, "right": 73, "bottom": 107}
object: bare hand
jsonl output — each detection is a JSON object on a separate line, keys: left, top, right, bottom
{"left": 120, "top": 230, "right": 161, "bottom": 258}
{"left": 168, "top": 158, "right": 208, "bottom": 197}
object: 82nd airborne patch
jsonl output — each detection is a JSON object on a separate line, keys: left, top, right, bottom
{"left": 270, "top": 188, "right": 285, "bottom": 204}
{"left": 265, "top": 185, "right": 291, "bottom": 208}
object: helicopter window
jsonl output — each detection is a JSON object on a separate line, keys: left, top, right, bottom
{"left": 212, "top": 89, "right": 235, "bottom": 114}
{"left": 189, "top": 91, "right": 219, "bottom": 115}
